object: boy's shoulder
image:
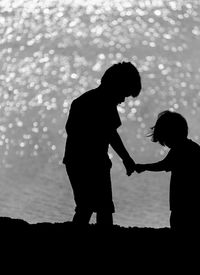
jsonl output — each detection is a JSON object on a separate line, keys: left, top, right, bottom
{"left": 73, "top": 89, "right": 94, "bottom": 103}
{"left": 73, "top": 89, "right": 103, "bottom": 107}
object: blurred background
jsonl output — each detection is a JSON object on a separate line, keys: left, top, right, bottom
{"left": 0, "top": 0, "right": 200, "bottom": 228}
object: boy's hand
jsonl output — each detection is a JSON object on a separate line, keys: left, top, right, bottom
{"left": 123, "top": 157, "right": 136, "bottom": 176}
{"left": 135, "top": 164, "right": 146, "bottom": 174}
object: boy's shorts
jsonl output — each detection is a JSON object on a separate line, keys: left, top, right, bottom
{"left": 66, "top": 163, "right": 115, "bottom": 213}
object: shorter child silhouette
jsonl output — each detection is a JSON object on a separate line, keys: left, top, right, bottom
{"left": 135, "top": 110, "right": 200, "bottom": 232}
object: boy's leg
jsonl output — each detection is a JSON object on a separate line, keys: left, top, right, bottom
{"left": 72, "top": 208, "right": 93, "bottom": 225}
{"left": 96, "top": 211, "right": 113, "bottom": 226}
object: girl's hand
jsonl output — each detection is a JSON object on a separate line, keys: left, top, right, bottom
{"left": 123, "top": 157, "right": 136, "bottom": 176}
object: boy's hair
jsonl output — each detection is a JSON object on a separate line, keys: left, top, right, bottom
{"left": 148, "top": 110, "right": 188, "bottom": 146}
{"left": 101, "top": 62, "right": 141, "bottom": 97}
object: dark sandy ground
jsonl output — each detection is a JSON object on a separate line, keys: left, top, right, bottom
{"left": 1, "top": 216, "right": 198, "bottom": 271}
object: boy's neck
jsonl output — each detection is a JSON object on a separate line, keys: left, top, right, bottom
{"left": 97, "top": 85, "right": 117, "bottom": 105}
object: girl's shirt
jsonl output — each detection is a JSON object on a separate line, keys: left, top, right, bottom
{"left": 162, "top": 139, "right": 200, "bottom": 211}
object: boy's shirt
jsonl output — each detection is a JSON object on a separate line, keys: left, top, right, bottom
{"left": 63, "top": 88, "right": 121, "bottom": 167}
{"left": 162, "top": 139, "right": 200, "bottom": 211}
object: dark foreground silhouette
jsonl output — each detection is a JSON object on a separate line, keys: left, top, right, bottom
{"left": 0, "top": 217, "right": 195, "bottom": 242}
{"left": 1, "top": 217, "right": 198, "bottom": 268}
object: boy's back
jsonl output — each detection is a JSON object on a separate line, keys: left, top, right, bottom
{"left": 63, "top": 88, "right": 121, "bottom": 166}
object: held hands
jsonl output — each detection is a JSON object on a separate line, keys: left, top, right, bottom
{"left": 122, "top": 157, "right": 147, "bottom": 176}
{"left": 122, "top": 157, "right": 136, "bottom": 176}
{"left": 135, "top": 164, "right": 146, "bottom": 174}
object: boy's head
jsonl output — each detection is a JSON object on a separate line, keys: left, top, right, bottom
{"left": 148, "top": 110, "right": 188, "bottom": 148}
{"left": 100, "top": 62, "right": 141, "bottom": 104}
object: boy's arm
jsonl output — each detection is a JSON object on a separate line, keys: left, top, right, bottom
{"left": 109, "top": 130, "right": 135, "bottom": 175}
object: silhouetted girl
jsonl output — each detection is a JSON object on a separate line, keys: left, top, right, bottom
{"left": 135, "top": 110, "right": 200, "bottom": 232}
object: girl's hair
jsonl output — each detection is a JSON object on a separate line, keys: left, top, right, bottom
{"left": 101, "top": 62, "right": 141, "bottom": 97}
{"left": 148, "top": 110, "right": 188, "bottom": 146}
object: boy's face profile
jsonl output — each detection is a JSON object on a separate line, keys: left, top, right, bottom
{"left": 113, "top": 91, "right": 139, "bottom": 105}
{"left": 102, "top": 78, "right": 140, "bottom": 105}
{"left": 114, "top": 93, "right": 126, "bottom": 104}
{"left": 113, "top": 84, "right": 139, "bottom": 105}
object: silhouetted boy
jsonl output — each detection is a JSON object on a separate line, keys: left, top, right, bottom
{"left": 135, "top": 110, "right": 200, "bottom": 232}
{"left": 63, "top": 62, "right": 141, "bottom": 225}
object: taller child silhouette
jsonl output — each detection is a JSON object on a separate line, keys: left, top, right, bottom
{"left": 63, "top": 62, "right": 142, "bottom": 225}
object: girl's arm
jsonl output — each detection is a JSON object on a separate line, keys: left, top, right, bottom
{"left": 136, "top": 160, "right": 168, "bottom": 173}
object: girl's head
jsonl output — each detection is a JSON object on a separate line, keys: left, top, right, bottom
{"left": 148, "top": 110, "right": 188, "bottom": 148}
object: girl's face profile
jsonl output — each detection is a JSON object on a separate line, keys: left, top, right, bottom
{"left": 164, "top": 140, "right": 173, "bottom": 148}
